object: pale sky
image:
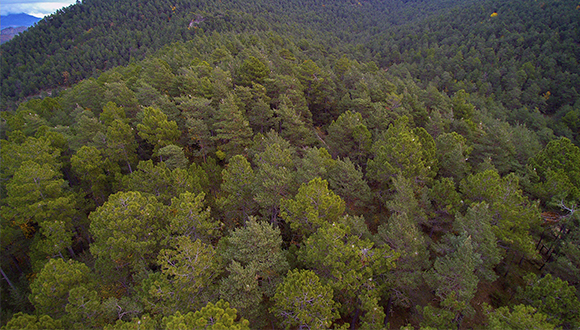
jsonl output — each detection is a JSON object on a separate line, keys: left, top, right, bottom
{"left": 1, "top": 0, "right": 78, "bottom": 18}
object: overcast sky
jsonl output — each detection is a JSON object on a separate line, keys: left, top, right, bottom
{"left": 1, "top": 1, "right": 78, "bottom": 18}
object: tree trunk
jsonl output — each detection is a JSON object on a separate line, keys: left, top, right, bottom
{"left": 384, "top": 295, "right": 393, "bottom": 326}
{"left": 126, "top": 160, "right": 133, "bottom": 174}
{"left": 0, "top": 267, "right": 17, "bottom": 292}
{"left": 68, "top": 246, "right": 76, "bottom": 257}
{"left": 351, "top": 307, "right": 360, "bottom": 330}
{"left": 455, "top": 313, "right": 464, "bottom": 330}
{"left": 535, "top": 232, "right": 544, "bottom": 250}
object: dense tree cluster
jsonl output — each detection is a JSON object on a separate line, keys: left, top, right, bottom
{"left": 2, "top": 0, "right": 580, "bottom": 329}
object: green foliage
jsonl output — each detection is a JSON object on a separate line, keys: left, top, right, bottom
{"left": 483, "top": 304, "right": 555, "bottom": 330}
{"left": 294, "top": 147, "right": 334, "bottom": 185}
{"left": 375, "top": 212, "right": 429, "bottom": 308}
{"left": 137, "top": 107, "right": 180, "bottom": 156}
{"left": 65, "top": 285, "right": 102, "bottom": 328}
{"left": 327, "top": 157, "right": 372, "bottom": 212}
{"left": 281, "top": 177, "right": 345, "bottom": 239}
{"left": 1, "top": 135, "right": 61, "bottom": 179}
{"left": 230, "top": 217, "right": 288, "bottom": 274}
{"left": 168, "top": 192, "right": 219, "bottom": 243}
{"left": 69, "top": 109, "right": 106, "bottom": 151}
{"left": 2, "top": 157, "right": 76, "bottom": 261}
{"left": 470, "top": 119, "right": 519, "bottom": 175}
{"left": 236, "top": 83, "right": 275, "bottom": 134}
{"left": 122, "top": 160, "right": 203, "bottom": 205}
{"left": 157, "top": 236, "right": 220, "bottom": 311}
{"left": 218, "top": 217, "right": 288, "bottom": 322}
{"left": 236, "top": 56, "right": 270, "bottom": 86}
{"left": 29, "top": 258, "right": 91, "bottom": 318}
{"left": 104, "top": 119, "right": 138, "bottom": 174}
{"left": 435, "top": 132, "right": 471, "bottom": 183}
{"left": 429, "top": 177, "right": 462, "bottom": 216}
{"left": 274, "top": 95, "right": 316, "bottom": 147}
{"left": 179, "top": 96, "right": 216, "bottom": 160}
{"left": 3, "top": 312, "right": 62, "bottom": 330}
{"left": 218, "top": 155, "right": 257, "bottom": 226}
{"left": 158, "top": 145, "right": 189, "bottom": 170}
{"left": 425, "top": 235, "right": 479, "bottom": 327}
{"left": 3, "top": 0, "right": 580, "bottom": 328}
{"left": 326, "top": 110, "right": 372, "bottom": 162}
{"left": 299, "top": 222, "right": 398, "bottom": 323}
{"left": 453, "top": 203, "right": 502, "bottom": 282}
{"left": 99, "top": 102, "right": 127, "bottom": 127}
{"left": 516, "top": 273, "right": 580, "bottom": 328}
{"left": 451, "top": 90, "right": 475, "bottom": 121}
{"left": 59, "top": 79, "right": 105, "bottom": 113}
{"left": 527, "top": 137, "right": 580, "bottom": 205}
{"left": 2, "top": 108, "right": 47, "bottom": 138}
{"left": 103, "top": 314, "right": 158, "bottom": 330}
{"left": 545, "top": 213, "right": 580, "bottom": 294}
{"left": 417, "top": 304, "right": 456, "bottom": 330}
{"left": 218, "top": 261, "right": 262, "bottom": 323}
{"left": 252, "top": 136, "right": 296, "bottom": 221}
{"left": 386, "top": 174, "right": 427, "bottom": 225}
{"left": 213, "top": 93, "right": 253, "bottom": 158}
{"left": 271, "top": 269, "right": 340, "bottom": 330}
{"left": 89, "top": 191, "right": 167, "bottom": 272}
{"left": 367, "top": 116, "right": 436, "bottom": 191}
{"left": 71, "top": 146, "right": 109, "bottom": 204}
{"left": 162, "top": 300, "right": 250, "bottom": 330}
{"left": 461, "top": 169, "right": 541, "bottom": 257}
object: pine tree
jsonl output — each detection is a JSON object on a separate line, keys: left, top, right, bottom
{"left": 424, "top": 234, "right": 480, "bottom": 328}
{"left": 29, "top": 258, "right": 91, "bottom": 319}
{"left": 89, "top": 191, "right": 167, "bottom": 274}
{"left": 253, "top": 139, "right": 296, "bottom": 222}
{"left": 271, "top": 269, "right": 340, "bottom": 330}
{"left": 162, "top": 300, "right": 250, "bottom": 330}
{"left": 137, "top": 106, "right": 180, "bottom": 157}
{"left": 219, "top": 217, "right": 289, "bottom": 323}
{"left": 213, "top": 93, "right": 253, "bottom": 158}
{"left": 218, "top": 155, "right": 257, "bottom": 226}
{"left": 281, "top": 177, "right": 345, "bottom": 240}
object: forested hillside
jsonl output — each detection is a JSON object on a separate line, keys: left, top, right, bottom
{"left": 0, "top": 0, "right": 468, "bottom": 107}
{"left": 367, "top": 0, "right": 580, "bottom": 144}
{"left": 1, "top": 0, "right": 579, "bottom": 329}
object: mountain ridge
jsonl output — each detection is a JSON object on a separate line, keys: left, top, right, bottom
{"left": 0, "top": 13, "right": 41, "bottom": 29}
{"left": 0, "top": 13, "right": 42, "bottom": 44}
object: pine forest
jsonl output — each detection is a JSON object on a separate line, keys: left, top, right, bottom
{"left": 1, "top": 0, "right": 579, "bottom": 328}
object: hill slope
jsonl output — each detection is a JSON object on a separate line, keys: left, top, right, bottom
{"left": 0, "top": 0, "right": 471, "bottom": 107}
{"left": 367, "top": 0, "right": 580, "bottom": 141}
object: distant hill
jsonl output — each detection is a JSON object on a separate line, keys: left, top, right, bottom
{"left": 1, "top": 26, "right": 28, "bottom": 44}
{"left": 0, "top": 13, "right": 41, "bottom": 29}
{"left": 0, "top": 14, "right": 42, "bottom": 44}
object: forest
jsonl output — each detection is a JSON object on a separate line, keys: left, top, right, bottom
{"left": 1, "top": 0, "right": 579, "bottom": 329}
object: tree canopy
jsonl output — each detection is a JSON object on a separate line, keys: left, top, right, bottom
{"left": 2, "top": 0, "right": 580, "bottom": 328}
